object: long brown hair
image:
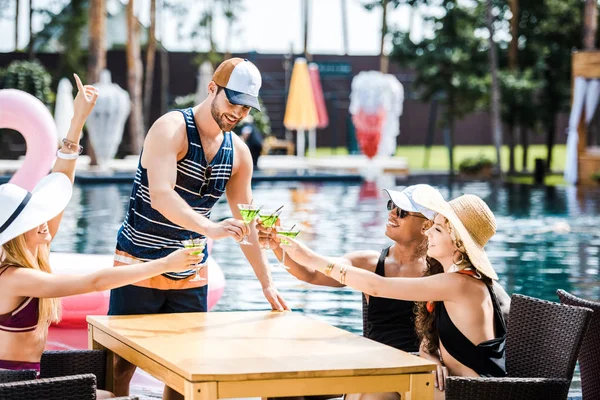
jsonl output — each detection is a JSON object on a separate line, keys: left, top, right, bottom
{"left": 1, "top": 235, "right": 61, "bottom": 329}
{"left": 414, "top": 215, "right": 491, "bottom": 355}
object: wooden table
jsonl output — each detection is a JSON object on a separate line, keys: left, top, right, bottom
{"left": 87, "top": 311, "right": 435, "bottom": 399}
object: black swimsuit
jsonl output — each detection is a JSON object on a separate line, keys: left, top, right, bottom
{"left": 436, "top": 278, "right": 507, "bottom": 377}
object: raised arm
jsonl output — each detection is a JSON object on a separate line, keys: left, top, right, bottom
{"left": 2, "top": 247, "right": 202, "bottom": 299}
{"left": 142, "top": 116, "right": 245, "bottom": 241}
{"left": 48, "top": 74, "right": 98, "bottom": 239}
{"left": 280, "top": 235, "right": 466, "bottom": 302}
{"left": 226, "top": 136, "right": 289, "bottom": 311}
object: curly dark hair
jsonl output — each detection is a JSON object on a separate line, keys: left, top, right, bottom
{"left": 414, "top": 256, "right": 445, "bottom": 355}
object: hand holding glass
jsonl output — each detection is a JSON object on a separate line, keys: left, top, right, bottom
{"left": 181, "top": 238, "right": 207, "bottom": 282}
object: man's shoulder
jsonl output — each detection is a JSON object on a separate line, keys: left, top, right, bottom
{"left": 344, "top": 250, "right": 381, "bottom": 269}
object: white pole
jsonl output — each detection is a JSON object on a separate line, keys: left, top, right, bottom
{"left": 297, "top": 129, "right": 305, "bottom": 158}
{"left": 308, "top": 128, "right": 316, "bottom": 156}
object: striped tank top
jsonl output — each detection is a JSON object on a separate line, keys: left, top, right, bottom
{"left": 116, "top": 108, "right": 234, "bottom": 279}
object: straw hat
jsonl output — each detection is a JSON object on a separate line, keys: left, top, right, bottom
{"left": 412, "top": 185, "right": 498, "bottom": 280}
{"left": 0, "top": 173, "right": 72, "bottom": 246}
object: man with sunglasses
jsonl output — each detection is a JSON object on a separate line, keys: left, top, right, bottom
{"left": 109, "top": 58, "right": 289, "bottom": 400}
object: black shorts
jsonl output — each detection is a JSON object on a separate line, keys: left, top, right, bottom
{"left": 108, "top": 284, "right": 208, "bottom": 315}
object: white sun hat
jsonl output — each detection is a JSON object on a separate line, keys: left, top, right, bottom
{"left": 0, "top": 173, "right": 73, "bottom": 246}
{"left": 383, "top": 184, "right": 440, "bottom": 220}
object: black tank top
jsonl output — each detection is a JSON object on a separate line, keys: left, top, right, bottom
{"left": 362, "top": 246, "right": 419, "bottom": 352}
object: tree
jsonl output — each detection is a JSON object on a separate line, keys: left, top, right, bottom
{"left": 88, "top": 0, "right": 106, "bottom": 84}
{"left": 584, "top": 0, "right": 598, "bottom": 50}
{"left": 364, "top": 0, "right": 428, "bottom": 73}
{"left": 391, "top": 0, "right": 488, "bottom": 173}
{"left": 143, "top": 0, "right": 157, "bottom": 129}
{"left": 127, "top": 0, "right": 145, "bottom": 154}
{"left": 518, "top": 0, "right": 583, "bottom": 171}
{"left": 486, "top": 0, "right": 502, "bottom": 173}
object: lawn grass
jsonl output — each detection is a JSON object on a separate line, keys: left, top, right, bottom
{"left": 315, "top": 145, "right": 566, "bottom": 173}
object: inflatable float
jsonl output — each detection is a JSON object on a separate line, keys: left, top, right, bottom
{"left": 1, "top": 88, "right": 226, "bottom": 334}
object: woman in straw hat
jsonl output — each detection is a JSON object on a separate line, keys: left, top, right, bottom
{"left": 0, "top": 75, "right": 203, "bottom": 398}
{"left": 278, "top": 186, "right": 506, "bottom": 400}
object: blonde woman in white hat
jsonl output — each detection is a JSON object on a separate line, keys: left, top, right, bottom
{"left": 0, "top": 75, "right": 203, "bottom": 398}
{"left": 278, "top": 186, "right": 507, "bottom": 400}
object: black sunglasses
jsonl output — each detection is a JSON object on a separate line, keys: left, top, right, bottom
{"left": 386, "top": 200, "right": 427, "bottom": 219}
{"left": 199, "top": 166, "right": 213, "bottom": 196}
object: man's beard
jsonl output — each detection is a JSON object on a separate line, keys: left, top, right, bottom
{"left": 211, "top": 99, "right": 238, "bottom": 132}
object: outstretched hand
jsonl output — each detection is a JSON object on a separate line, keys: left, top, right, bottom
{"left": 73, "top": 73, "right": 99, "bottom": 120}
{"left": 276, "top": 234, "right": 323, "bottom": 268}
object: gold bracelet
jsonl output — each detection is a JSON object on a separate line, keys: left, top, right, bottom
{"left": 324, "top": 263, "right": 335, "bottom": 277}
{"left": 340, "top": 265, "right": 348, "bottom": 285}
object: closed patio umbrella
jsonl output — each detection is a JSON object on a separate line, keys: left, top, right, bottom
{"left": 307, "top": 63, "right": 329, "bottom": 156}
{"left": 284, "top": 58, "right": 318, "bottom": 157}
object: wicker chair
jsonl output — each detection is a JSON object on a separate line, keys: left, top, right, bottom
{"left": 557, "top": 289, "right": 600, "bottom": 400}
{"left": 0, "top": 350, "right": 138, "bottom": 399}
{"left": 445, "top": 294, "right": 592, "bottom": 400}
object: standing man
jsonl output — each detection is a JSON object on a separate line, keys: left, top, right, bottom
{"left": 109, "top": 58, "right": 289, "bottom": 400}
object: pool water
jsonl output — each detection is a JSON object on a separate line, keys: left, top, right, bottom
{"left": 50, "top": 177, "right": 599, "bottom": 398}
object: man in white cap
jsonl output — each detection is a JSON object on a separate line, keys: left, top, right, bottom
{"left": 109, "top": 58, "right": 289, "bottom": 400}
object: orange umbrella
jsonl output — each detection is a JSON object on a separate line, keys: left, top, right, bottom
{"left": 284, "top": 58, "right": 318, "bottom": 157}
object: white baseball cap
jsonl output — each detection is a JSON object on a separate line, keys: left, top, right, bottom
{"left": 0, "top": 173, "right": 72, "bottom": 246}
{"left": 212, "top": 58, "right": 262, "bottom": 111}
{"left": 383, "top": 184, "right": 441, "bottom": 220}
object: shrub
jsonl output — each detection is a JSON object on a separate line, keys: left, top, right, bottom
{"left": 458, "top": 155, "right": 494, "bottom": 174}
{"left": 0, "top": 60, "right": 55, "bottom": 106}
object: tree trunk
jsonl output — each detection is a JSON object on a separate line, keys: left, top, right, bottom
{"left": 159, "top": 0, "right": 169, "bottom": 115}
{"left": 521, "top": 127, "right": 529, "bottom": 172}
{"left": 545, "top": 114, "right": 556, "bottom": 172}
{"left": 143, "top": 0, "right": 157, "bottom": 130}
{"left": 27, "top": 0, "right": 34, "bottom": 58}
{"left": 341, "top": 0, "right": 349, "bottom": 55}
{"left": 88, "top": 0, "right": 106, "bottom": 83}
{"left": 14, "top": 0, "right": 19, "bottom": 50}
{"left": 303, "top": 0, "right": 311, "bottom": 61}
{"left": 487, "top": 0, "right": 503, "bottom": 173}
{"left": 508, "top": 125, "right": 516, "bottom": 174}
{"left": 584, "top": 0, "right": 598, "bottom": 50}
{"left": 126, "top": 0, "right": 145, "bottom": 154}
{"left": 380, "top": 0, "right": 389, "bottom": 73}
{"left": 508, "top": 0, "right": 519, "bottom": 70}
{"left": 86, "top": 0, "right": 106, "bottom": 166}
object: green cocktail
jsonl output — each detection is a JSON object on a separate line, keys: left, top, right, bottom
{"left": 240, "top": 208, "right": 260, "bottom": 224}
{"left": 277, "top": 230, "right": 299, "bottom": 245}
{"left": 257, "top": 209, "right": 281, "bottom": 250}
{"left": 276, "top": 225, "right": 300, "bottom": 269}
{"left": 258, "top": 213, "right": 279, "bottom": 228}
{"left": 237, "top": 204, "right": 261, "bottom": 245}
{"left": 181, "top": 238, "right": 207, "bottom": 282}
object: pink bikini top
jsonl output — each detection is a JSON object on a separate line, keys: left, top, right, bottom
{"left": 0, "top": 266, "right": 39, "bottom": 332}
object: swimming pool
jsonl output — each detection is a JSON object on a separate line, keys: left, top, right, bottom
{"left": 50, "top": 177, "right": 598, "bottom": 398}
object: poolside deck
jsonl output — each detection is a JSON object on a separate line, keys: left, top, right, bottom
{"left": 0, "top": 154, "right": 409, "bottom": 184}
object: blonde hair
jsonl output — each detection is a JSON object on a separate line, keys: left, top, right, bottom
{"left": 1, "top": 235, "right": 61, "bottom": 328}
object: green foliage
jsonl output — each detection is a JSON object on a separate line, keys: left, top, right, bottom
{"left": 391, "top": 0, "right": 489, "bottom": 126}
{"left": 171, "top": 94, "right": 196, "bottom": 109}
{"left": 458, "top": 155, "right": 494, "bottom": 174}
{"left": 250, "top": 97, "right": 271, "bottom": 136}
{"left": 0, "top": 60, "right": 55, "bottom": 106}
{"left": 592, "top": 171, "right": 600, "bottom": 183}
{"left": 497, "top": 69, "right": 543, "bottom": 130}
